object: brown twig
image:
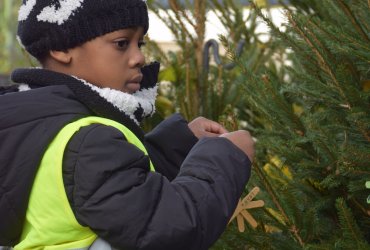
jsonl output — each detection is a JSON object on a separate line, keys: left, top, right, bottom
{"left": 169, "top": 0, "right": 196, "bottom": 45}
{"left": 254, "top": 163, "right": 305, "bottom": 246}
{"left": 350, "top": 198, "right": 370, "bottom": 217}
{"left": 337, "top": 0, "right": 370, "bottom": 43}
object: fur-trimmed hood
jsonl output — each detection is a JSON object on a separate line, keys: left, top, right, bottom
{"left": 9, "top": 62, "right": 160, "bottom": 127}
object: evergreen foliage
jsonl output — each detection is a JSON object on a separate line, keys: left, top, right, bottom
{"left": 214, "top": 0, "right": 370, "bottom": 248}
{"left": 145, "top": 0, "right": 279, "bottom": 130}
{"left": 0, "top": 0, "right": 36, "bottom": 75}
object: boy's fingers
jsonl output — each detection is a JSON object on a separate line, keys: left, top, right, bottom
{"left": 206, "top": 121, "right": 228, "bottom": 134}
{"left": 203, "top": 131, "right": 222, "bottom": 137}
{"left": 188, "top": 117, "right": 229, "bottom": 138}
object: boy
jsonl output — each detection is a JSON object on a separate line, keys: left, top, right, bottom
{"left": 0, "top": 0, "right": 254, "bottom": 249}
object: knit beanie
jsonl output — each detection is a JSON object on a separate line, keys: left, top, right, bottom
{"left": 17, "top": 0, "right": 149, "bottom": 60}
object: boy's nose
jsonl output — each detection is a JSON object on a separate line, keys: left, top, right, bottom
{"left": 129, "top": 47, "right": 145, "bottom": 68}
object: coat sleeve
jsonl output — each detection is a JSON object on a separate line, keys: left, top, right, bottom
{"left": 63, "top": 124, "right": 251, "bottom": 250}
{"left": 144, "top": 113, "right": 198, "bottom": 181}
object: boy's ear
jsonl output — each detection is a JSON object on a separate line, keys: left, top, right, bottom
{"left": 49, "top": 50, "right": 72, "bottom": 64}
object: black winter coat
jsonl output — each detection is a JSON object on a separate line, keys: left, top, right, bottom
{"left": 0, "top": 65, "right": 251, "bottom": 249}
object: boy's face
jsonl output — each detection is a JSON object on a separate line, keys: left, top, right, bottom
{"left": 68, "top": 27, "right": 146, "bottom": 93}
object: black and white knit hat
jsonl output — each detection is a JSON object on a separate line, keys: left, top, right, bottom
{"left": 17, "top": 0, "right": 149, "bottom": 59}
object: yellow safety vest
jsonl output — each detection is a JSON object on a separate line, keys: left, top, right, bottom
{"left": 15, "top": 117, "right": 154, "bottom": 250}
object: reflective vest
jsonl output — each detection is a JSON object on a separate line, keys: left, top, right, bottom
{"left": 15, "top": 117, "right": 154, "bottom": 249}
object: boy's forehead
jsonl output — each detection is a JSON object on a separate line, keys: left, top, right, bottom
{"left": 105, "top": 27, "right": 145, "bottom": 38}
{"left": 115, "top": 27, "right": 145, "bottom": 34}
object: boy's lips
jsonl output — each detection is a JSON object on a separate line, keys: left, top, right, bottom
{"left": 127, "top": 74, "right": 143, "bottom": 84}
{"left": 125, "top": 74, "right": 143, "bottom": 92}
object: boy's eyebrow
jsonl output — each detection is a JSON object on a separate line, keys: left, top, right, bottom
{"left": 109, "top": 35, "right": 145, "bottom": 42}
{"left": 107, "top": 28, "right": 144, "bottom": 40}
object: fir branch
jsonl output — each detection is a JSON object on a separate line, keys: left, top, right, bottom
{"left": 168, "top": 0, "right": 196, "bottom": 45}
{"left": 335, "top": 198, "right": 368, "bottom": 248}
{"left": 303, "top": 17, "right": 335, "bottom": 65}
{"left": 193, "top": 0, "right": 206, "bottom": 83}
{"left": 350, "top": 198, "right": 370, "bottom": 217}
{"left": 261, "top": 74, "right": 306, "bottom": 136}
{"left": 337, "top": 0, "right": 370, "bottom": 43}
{"left": 262, "top": 207, "right": 287, "bottom": 228}
{"left": 151, "top": 7, "right": 185, "bottom": 44}
{"left": 171, "top": 1, "right": 197, "bottom": 31}
{"left": 209, "top": 0, "right": 232, "bottom": 34}
{"left": 254, "top": 163, "right": 305, "bottom": 247}
{"left": 287, "top": 12, "right": 370, "bottom": 146}
{"left": 351, "top": 170, "right": 370, "bottom": 175}
{"left": 287, "top": 13, "right": 352, "bottom": 110}
{"left": 252, "top": 4, "right": 320, "bottom": 79}
{"left": 307, "top": 17, "right": 341, "bottom": 45}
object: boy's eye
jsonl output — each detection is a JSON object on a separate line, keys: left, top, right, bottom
{"left": 138, "top": 41, "right": 146, "bottom": 48}
{"left": 114, "top": 40, "right": 146, "bottom": 50}
{"left": 115, "top": 40, "right": 129, "bottom": 50}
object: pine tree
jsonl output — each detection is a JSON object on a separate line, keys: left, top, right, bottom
{"left": 213, "top": 0, "right": 370, "bottom": 249}
{"left": 144, "top": 0, "right": 279, "bottom": 130}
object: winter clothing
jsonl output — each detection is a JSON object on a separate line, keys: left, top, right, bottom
{"left": 16, "top": 116, "right": 154, "bottom": 249}
{"left": 1, "top": 0, "right": 252, "bottom": 248}
{"left": 0, "top": 65, "right": 251, "bottom": 249}
{"left": 17, "top": 0, "right": 149, "bottom": 59}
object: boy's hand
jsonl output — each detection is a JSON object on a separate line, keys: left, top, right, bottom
{"left": 188, "top": 117, "right": 228, "bottom": 139}
{"left": 220, "top": 131, "right": 255, "bottom": 162}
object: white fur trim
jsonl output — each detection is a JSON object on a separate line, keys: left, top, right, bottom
{"left": 75, "top": 77, "right": 157, "bottom": 125}
{"left": 18, "top": 84, "right": 31, "bottom": 92}
{"left": 18, "top": 0, "right": 37, "bottom": 21}
{"left": 133, "top": 87, "right": 157, "bottom": 117}
{"left": 37, "top": 0, "right": 84, "bottom": 25}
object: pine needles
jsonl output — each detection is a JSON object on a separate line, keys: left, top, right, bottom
{"left": 216, "top": 0, "right": 370, "bottom": 248}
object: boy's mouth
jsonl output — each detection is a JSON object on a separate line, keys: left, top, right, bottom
{"left": 127, "top": 74, "right": 143, "bottom": 84}
{"left": 125, "top": 74, "right": 143, "bottom": 93}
